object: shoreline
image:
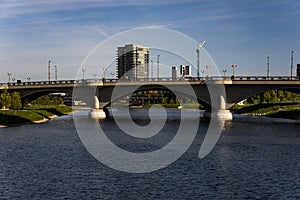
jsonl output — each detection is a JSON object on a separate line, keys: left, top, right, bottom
{"left": 1, "top": 107, "right": 299, "bottom": 128}
{"left": 0, "top": 106, "right": 73, "bottom": 128}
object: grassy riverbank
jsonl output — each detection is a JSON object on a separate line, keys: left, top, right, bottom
{"left": 0, "top": 106, "right": 72, "bottom": 126}
{"left": 231, "top": 102, "right": 300, "bottom": 120}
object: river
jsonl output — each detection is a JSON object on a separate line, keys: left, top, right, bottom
{"left": 0, "top": 108, "right": 300, "bottom": 199}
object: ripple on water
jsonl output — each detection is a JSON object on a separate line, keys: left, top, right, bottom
{"left": 0, "top": 109, "right": 299, "bottom": 199}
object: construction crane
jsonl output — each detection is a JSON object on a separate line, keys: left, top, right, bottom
{"left": 196, "top": 40, "right": 206, "bottom": 79}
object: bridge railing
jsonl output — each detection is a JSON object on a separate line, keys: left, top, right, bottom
{"left": 215, "top": 76, "right": 299, "bottom": 81}
{"left": 0, "top": 76, "right": 299, "bottom": 87}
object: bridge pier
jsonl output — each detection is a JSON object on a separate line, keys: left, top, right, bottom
{"left": 203, "top": 95, "right": 233, "bottom": 120}
{"left": 88, "top": 96, "right": 106, "bottom": 119}
{"left": 203, "top": 109, "right": 233, "bottom": 120}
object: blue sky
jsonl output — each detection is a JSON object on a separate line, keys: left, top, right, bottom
{"left": 0, "top": 0, "right": 300, "bottom": 81}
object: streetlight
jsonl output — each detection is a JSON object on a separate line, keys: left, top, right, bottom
{"left": 53, "top": 65, "right": 58, "bottom": 81}
{"left": 12, "top": 78, "right": 15, "bottom": 83}
{"left": 102, "top": 68, "right": 107, "bottom": 79}
{"left": 206, "top": 64, "right": 210, "bottom": 77}
{"left": 200, "top": 70, "right": 205, "bottom": 79}
{"left": 231, "top": 64, "right": 237, "bottom": 78}
{"left": 7, "top": 73, "right": 12, "bottom": 84}
{"left": 267, "top": 56, "right": 270, "bottom": 79}
{"left": 48, "top": 60, "right": 51, "bottom": 82}
{"left": 222, "top": 69, "right": 227, "bottom": 79}
{"left": 150, "top": 60, "right": 153, "bottom": 79}
{"left": 196, "top": 40, "right": 206, "bottom": 79}
{"left": 82, "top": 68, "right": 86, "bottom": 80}
{"left": 291, "top": 50, "right": 294, "bottom": 79}
{"left": 111, "top": 73, "right": 115, "bottom": 79}
{"left": 157, "top": 55, "right": 160, "bottom": 79}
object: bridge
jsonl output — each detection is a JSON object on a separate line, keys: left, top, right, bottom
{"left": 1, "top": 76, "right": 300, "bottom": 120}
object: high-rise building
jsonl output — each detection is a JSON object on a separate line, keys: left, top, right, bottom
{"left": 171, "top": 66, "right": 177, "bottom": 80}
{"left": 180, "top": 65, "right": 191, "bottom": 77}
{"left": 297, "top": 63, "right": 300, "bottom": 78}
{"left": 116, "top": 44, "right": 149, "bottom": 80}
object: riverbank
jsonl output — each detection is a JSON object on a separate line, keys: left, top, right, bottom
{"left": 0, "top": 106, "right": 72, "bottom": 127}
{"left": 231, "top": 102, "right": 300, "bottom": 120}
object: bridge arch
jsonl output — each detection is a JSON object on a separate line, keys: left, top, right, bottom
{"left": 98, "top": 84, "right": 205, "bottom": 109}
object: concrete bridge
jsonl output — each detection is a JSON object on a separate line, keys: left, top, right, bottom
{"left": 1, "top": 76, "right": 300, "bottom": 119}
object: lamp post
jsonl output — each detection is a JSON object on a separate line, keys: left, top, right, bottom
{"left": 102, "top": 68, "right": 107, "bottom": 80}
{"left": 206, "top": 64, "right": 210, "bottom": 77}
{"left": 291, "top": 50, "right": 294, "bottom": 79}
{"left": 53, "top": 65, "right": 57, "bottom": 81}
{"left": 82, "top": 68, "right": 86, "bottom": 80}
{"left": 111, "top": 73, "right": 115, "bottom": 79}
{"left": 48, "top": 60, "right": 51, "bottom": 82}
{"left": 150, "top": 60, "right": 153, "bottom": 79}
{"left": 157, "top": 55, "right": 160, "bottom": 80}
{"left": 231, "top": 64, "right": 237, "bottom": 78}
{"left": 7, "top": 73, "right": 12, "bottom": 84}
{"left": 196, "top": 40, "right": 206, "bottom": 79}
{"left": 222, "top": 69, "right": 227, "bottom": 79}
{"left": 12, "top": 78, "right": 15, "bottom": 83}
{"left": 267, "top": 56, "right": 270, "bottom": 79}
{"left": 201, "top": 70, "right": 205, "bottom": 79}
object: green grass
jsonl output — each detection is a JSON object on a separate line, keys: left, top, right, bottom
{"left": 0, "top": 106, "right": 73, "bottom": 126}
{"left": 0, "top": 110, "right": 44, "bottom": 125}
{"left": 231, "top": 102, "right": 300, "bottom": 120}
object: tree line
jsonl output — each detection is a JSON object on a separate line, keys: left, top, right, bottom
{"left": 0, "top": 90, "right": 22, "bottom": 110}
{"left": 0, "top": 90, "right": 65, "bottom": 110}
{"left": 246, "top": 90, "right": 299, "bottom": 104}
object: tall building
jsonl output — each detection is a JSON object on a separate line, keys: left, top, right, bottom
{"left": 171, "top": 66, "right": 177, "bottom": 80}
{"left": 180, "top": 65, "right": 191, "bottom": 77}
{"left": 116, "top": 44, "right": 149, "bottom": 80}
{"left": 297, "top": 64, "right": 300, "bottom": 78}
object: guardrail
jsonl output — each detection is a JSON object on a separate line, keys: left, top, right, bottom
{"left": 0, "top": 76, "right": 299, "bottom": 87}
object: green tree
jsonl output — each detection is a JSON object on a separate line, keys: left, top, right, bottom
{"left": 10, "top": 92, "right": 22, "bottom": 110}
{"left": 0, "top": 90, "right": 12, "bottom": 109}
{"left": 270, "top": 90, "right": 277, "bottom": 102}
{"left": 169, "top": 98, "right": 175, "bottom": 105}
{"left": 277, "top": 90, "right": 285, "bottom": 101}
{"left": 263, "top": 91, "right": 271, "bottom": 103}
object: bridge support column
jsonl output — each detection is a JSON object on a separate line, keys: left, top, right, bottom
{"left": 203, "top": 109, "right": 233, "bottom": 120}
{"left": 88, "top": 96, "right": 106, "bottom": 119}
{"left": 203, "top": 95, "right": 233, "bottom": 120}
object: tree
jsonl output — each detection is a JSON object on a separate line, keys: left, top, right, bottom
{"left": 263, "top": 91, "right": 272, "bottom": 103}
{"left": 10, "top": 92, "right": 22, "bottom": 110}
{"left": 0, "top": 90, "right": 12, "bottom": 109}
{"left": 270, "top": 90, "right": 277, "bottom": 102}
{"left": 277, "top": 90, "right": 285, "bottom": 101}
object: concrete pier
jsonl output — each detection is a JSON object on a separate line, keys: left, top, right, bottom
{"left": 203, "top": 110, "right": 233, "bottom": 121}
{"left": 89, "top": 109, "right": 106, "bottom": 119}
{"left": 88, "top": 96, "right": 106, "bottom": 119}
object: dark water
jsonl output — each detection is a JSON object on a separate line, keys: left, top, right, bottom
{"left": 0, "top": 109, "right": 300, "bottom": 199}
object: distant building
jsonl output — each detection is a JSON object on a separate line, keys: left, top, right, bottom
{"left": 116, "top": 44, "right": 149, "bottom": 80}
{"left": 297, "top": 63, "right": 300, "bottom": 78}
{"left": 171, "top": 66, "right": 177, "bottom": 80}
{"left": 180, "top": 65, "right": 191, "bottom": 77}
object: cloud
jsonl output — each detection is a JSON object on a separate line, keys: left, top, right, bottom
{"left": 0, "top": 0, "right": 201, "bottom": 19}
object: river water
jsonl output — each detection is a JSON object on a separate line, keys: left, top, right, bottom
{"left": 0, "top": 109, "right": 300, "bottom": 199}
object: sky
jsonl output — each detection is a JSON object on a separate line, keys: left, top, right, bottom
{"left": 0, "top": 0, "right": 300, "bottom": 82}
